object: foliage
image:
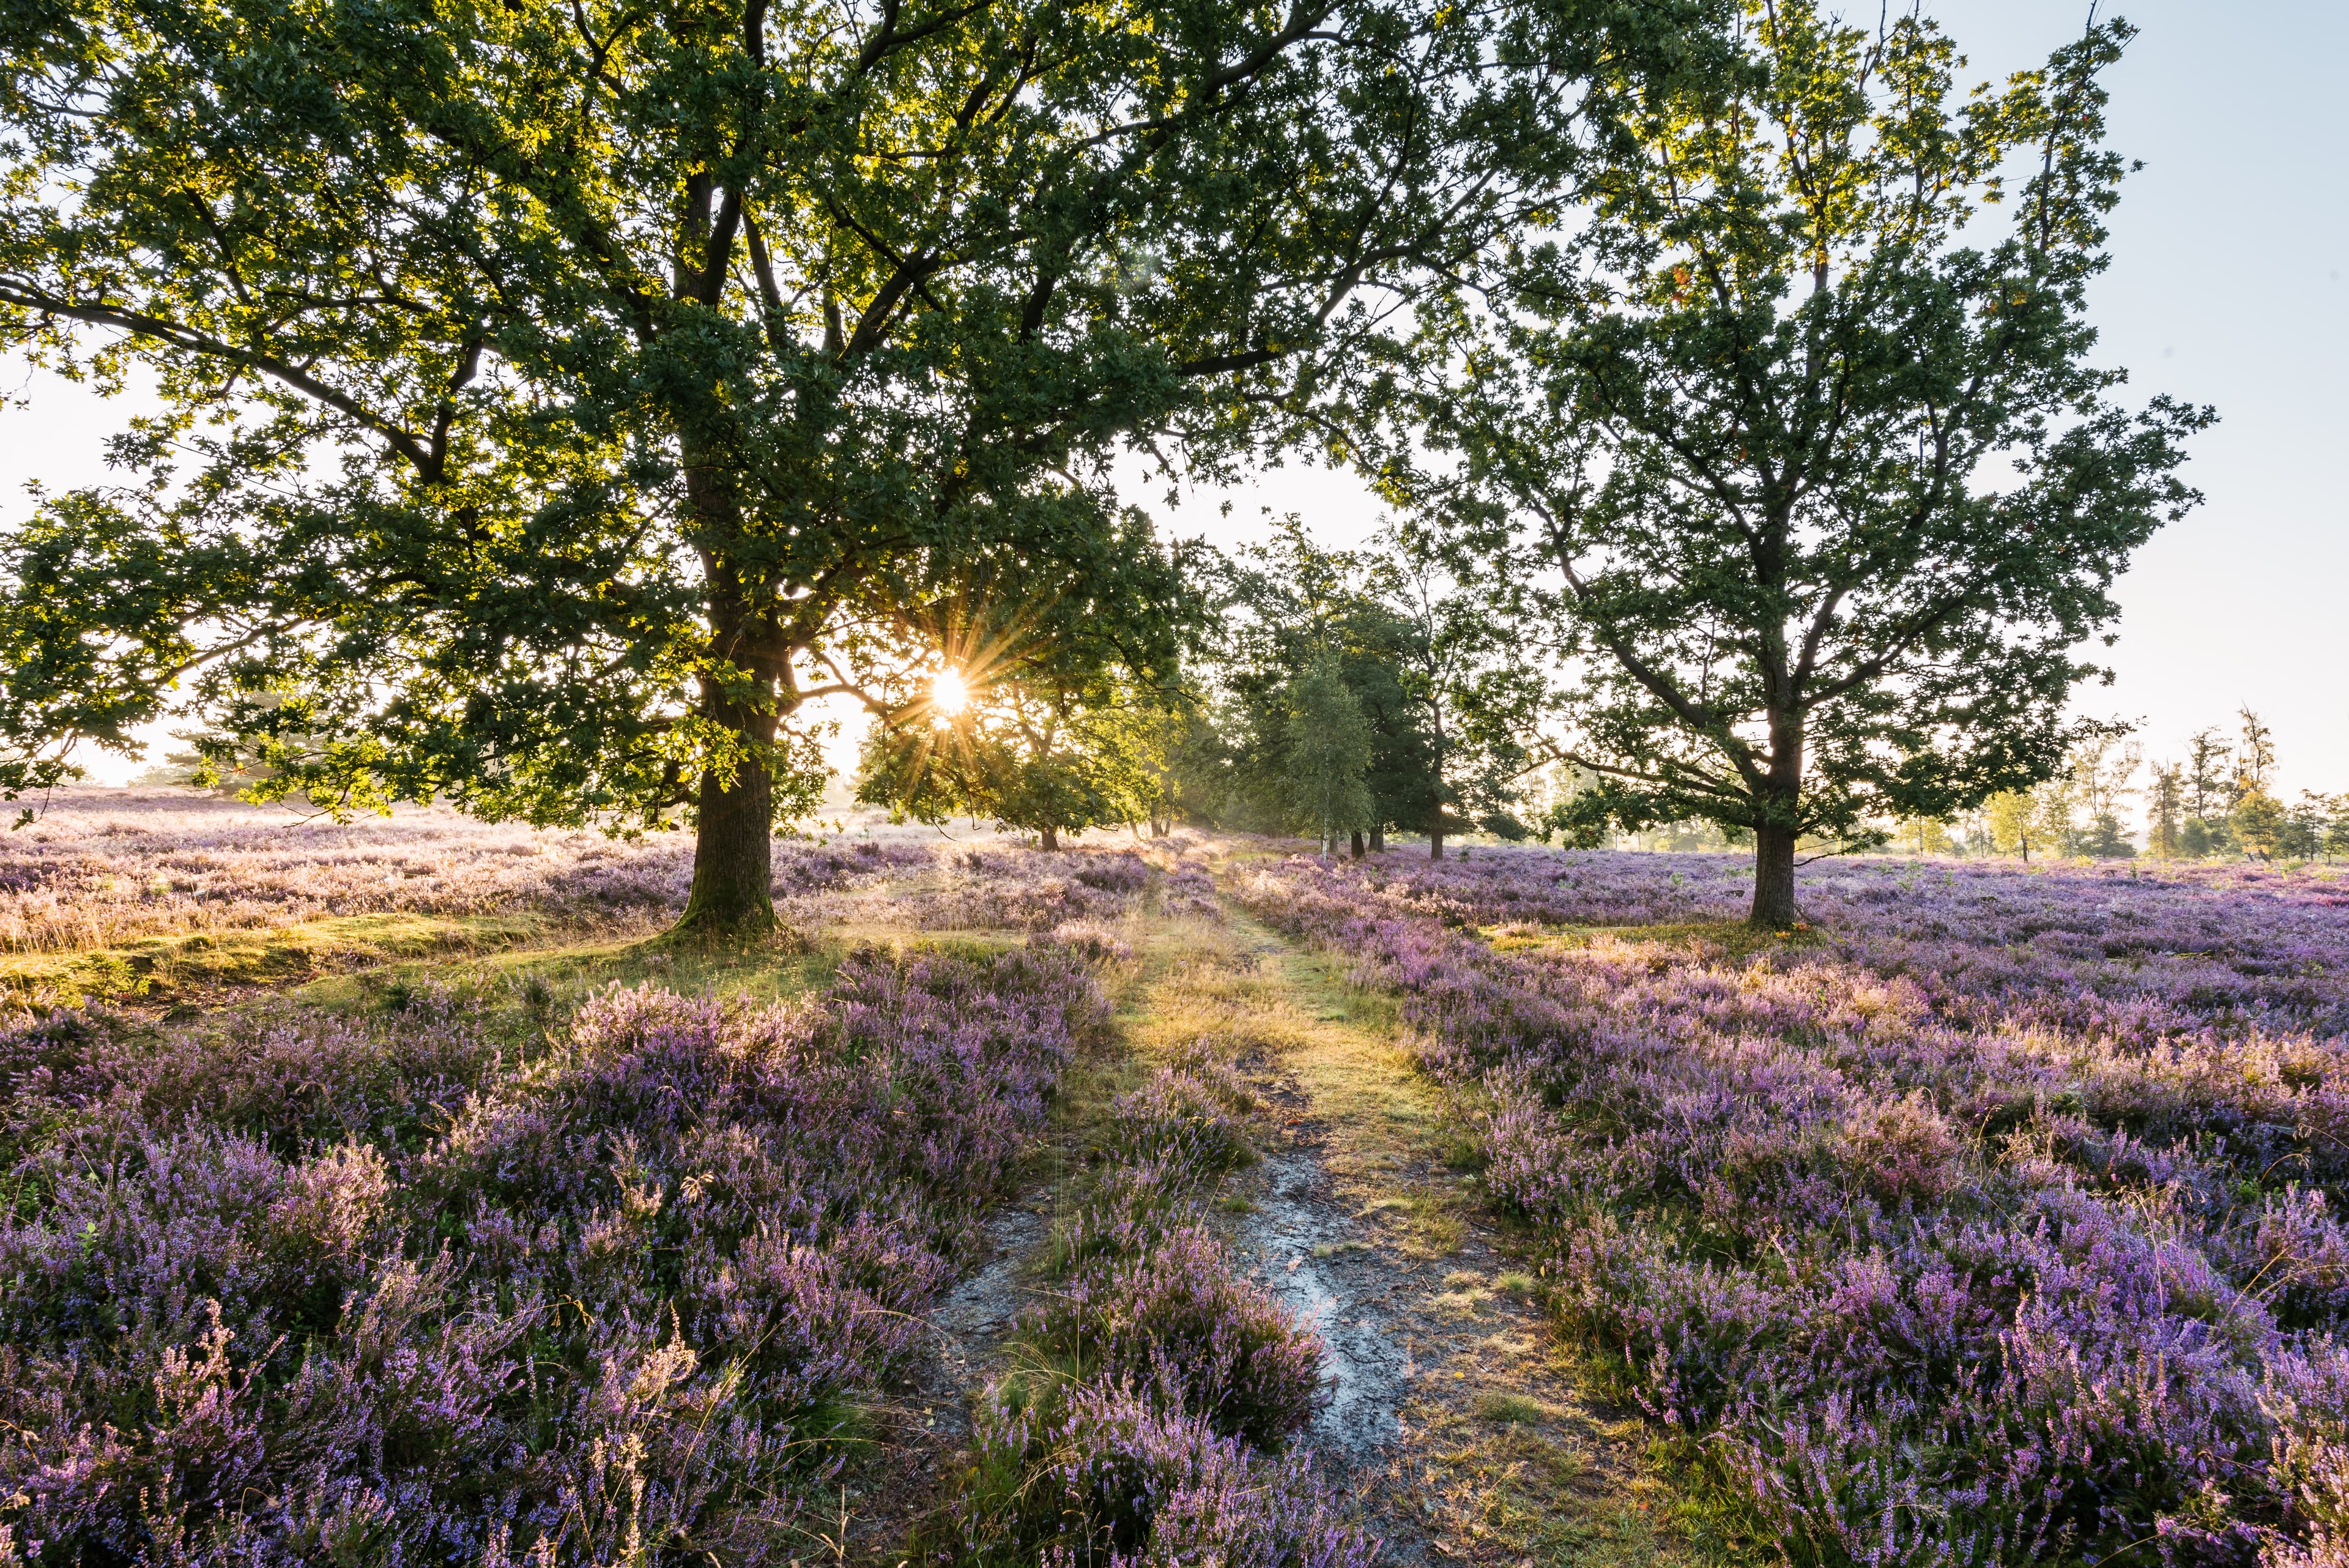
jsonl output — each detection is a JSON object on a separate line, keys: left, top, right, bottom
{"left": 2236, "top": 790, "right": 2290, "bottom": 861}
{"left": 1282, "top": 655, "right": 1375, "bottom": 858}
{"left": 1403, "top": 3, "right": 2210, "bottom": 920}
{"left": 859, "top": 672, "right": 1171, "bottom": 849}
{"left": 1199, "top": 521, "right": 1537, "bottom": 850}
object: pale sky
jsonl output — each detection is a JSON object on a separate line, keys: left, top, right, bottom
{"left": 5, "top": 1, "right": 2342, "bottom": 799}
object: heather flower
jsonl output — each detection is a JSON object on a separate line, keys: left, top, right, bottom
{"left": 0, "top": 942, "right": 1099, "bottom": 1564}
{"left": 1045, "top": 1156, "right": 1203, "bottom": 1279}
{"left": 1110, "top": 1072, "right": 1253, "bottom": 1173}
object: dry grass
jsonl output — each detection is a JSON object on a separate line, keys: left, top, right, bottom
{"left": 1113, "top": 890, "right": 1703, "bottom": 1566}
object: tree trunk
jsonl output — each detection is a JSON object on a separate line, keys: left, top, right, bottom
{"left": 1750, "top": 702, "right": 1806, "bottom": 929}
{"left": 1751, "top": 825, "right": 1800, "bottom": 927}
{"left": 1429, "top": 831, "right": 1444, "bottom": 861}
{"left": 1039, "top": 826, "right": 1060, "bottom": 850}
{"left": 670, "top": 433, "right": 781, "bottom": 941}
{"left": 1349, "top": 830, "right": 1364, "bottom": 859}
{"left": 678, "top": 748, "right": 776, "bottom": 936}
{"left": 1369, "top": 825, "right": 1384, "bottom": 852}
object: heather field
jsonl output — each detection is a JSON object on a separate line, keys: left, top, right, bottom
{"left": 0, "top": 791, "right": 1080, "bottom": 1003}
{"left": 1241, "top": 847, "right": 2349, "bottom": 1565}
{"left": 16, "top": 809, "right": 2349, "bottom": 1568}
{"left": 0, "top": 812, "right": 1393, "bottom": 1566}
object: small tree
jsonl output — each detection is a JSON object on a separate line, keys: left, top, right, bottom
{"left": 1409, "top": 7, "right": 2207, "bottom": 924}
{"left": 1895, "top": 816, "right": 1954, "bottom": 856}
{"left": 1986, "top": 791, "right": 2038, "bottom": 862}
{"left": 2184, "top": 727, "right": 2234, "bottom": 827}
{"left": 2145, "top": 762, "right": 2184, "bottom": 858}
{"left": 2282, "top": 793, "right": 2331, "bottom": 862}
{"left": 1283, "top": 656, "right": 1373, "bottom": 861}
{"left": 1385, "top": 544, "right": 1540, "bottom": 859}
{"left": 2234, "top": 790, "right": 2287, "bottom": 862}
{"left": 2236, "top": 709, "right": 2279, "bottom": 800}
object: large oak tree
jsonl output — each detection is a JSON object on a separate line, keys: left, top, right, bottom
{"left": 1408, "top": 2, "right": 2209, "bottom": 924}
{"left": 0, "top": 0, "right": 1602, "bottom": 932}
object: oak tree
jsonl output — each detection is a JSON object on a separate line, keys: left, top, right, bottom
{"left": 1406, "top": 4, "right": 2208, "bottom": 924}
{"left": 0, "top": 0, "right": 1578, "bottom": 932}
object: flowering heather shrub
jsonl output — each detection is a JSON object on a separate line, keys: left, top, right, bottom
{"left": 113, "top": 984, "right": 505, "bottom": 1153}
{"left": 0, "top": 945, "right": 1099, "bottom": 1564}
{"left": 962, "top": 1382, "right": 1371, "bottom": 1568}
{"left": 0, "top": 789, "right": 936, "bottom": 955}
{"left": 1045, "top": 1156, "right": 1205, "bottom": 1279}
{"left": 1157, "top": 862, "right": 1222, "bottom": 922}
{"left": 1110, "top": 1070, "right": 1253, "bottom": 1172}
{"left": 903, "top": 853, "right": 1146, "bottom": 932}
{"left": 1238, "top": 852, "right": 2349, "bottom": 1565}
{"left": 1022, "top": 1225, "right": 1324, "bottom": 1446}
{"left": 1069, "top": 855, "right": 1152, "bottom": 895}
{"left": 1039, "top": 920, "right": 1137, "bottom": 965}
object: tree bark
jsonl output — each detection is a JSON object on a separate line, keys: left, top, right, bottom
{"left": 1349, "top": 830, "right": 1364, "bottom": 858}
{"left": 1369, "top": 825, "right": 1384, "bottom": 852}
{"left": 1429, "top": 831, "right": 1445, "bottom": 861}
{"left": 670, "top": 431, "right": 780, "bottom": 940}
{"left": 1750, "top": 700, "right": 1805, "bottom": 928}
{"left": 1040, "top": 826, "right": 1060, "bottom": 850}
{"left": 678, "top": 744, "right": 776, "bottom": 935}
{"left": 1751, "top": 824, "right": 1800, "bottom": 927}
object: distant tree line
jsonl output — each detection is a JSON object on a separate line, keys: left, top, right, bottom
{"left": 1886, "top": 708, "right": 2348, "bottom": 864}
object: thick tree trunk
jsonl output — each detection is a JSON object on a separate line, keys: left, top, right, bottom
{"left": 1750, "top": 701, "right": 1806, "bottom": 929}
{"left": 670, "top": 433, "right": 781, "bottom": 941}
{"left": 1751, "top": 825, "right": 1800, "bottom": 927}
{"left": 1369, "top": 825, "right": 1384, "bottom": 852}
{"left": 1349, "top": 830, "right": 1364, "bottom": 859}
{"left": 1040, "top": 826, "right": 1060, "bottom": 850}
{"left": 1429, "top": 831, "right": 1445, "bottom": 861}
{"left": 678, "top": 748, "right": 776, "bottom": 936}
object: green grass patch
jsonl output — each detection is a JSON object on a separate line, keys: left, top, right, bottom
{"left": 0, "top": 912, "right": 565, "bottom": 1005}
{"left": 1475, "top": 1391, "right": 1549, "bottom": 1425}
{"left": 1484, "top": 919, "right": 1822, "bottom": 964}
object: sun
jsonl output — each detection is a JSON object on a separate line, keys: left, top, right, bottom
{"left": 930, "top": 667, "right": 970, "bottom": 718}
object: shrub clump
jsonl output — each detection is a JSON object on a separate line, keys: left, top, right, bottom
{"left": 1022, "top": 1225, "right": 1324, "bottom": 1447}
{"left": 1110, "top": 1071, "right": 1253, "bottom": 1173}
{"left": 1040, "top": 920, "right": 1136, "bottom": 965}
{"left": 960, "top": 1381, "right": 1371, "bottom": 1568}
